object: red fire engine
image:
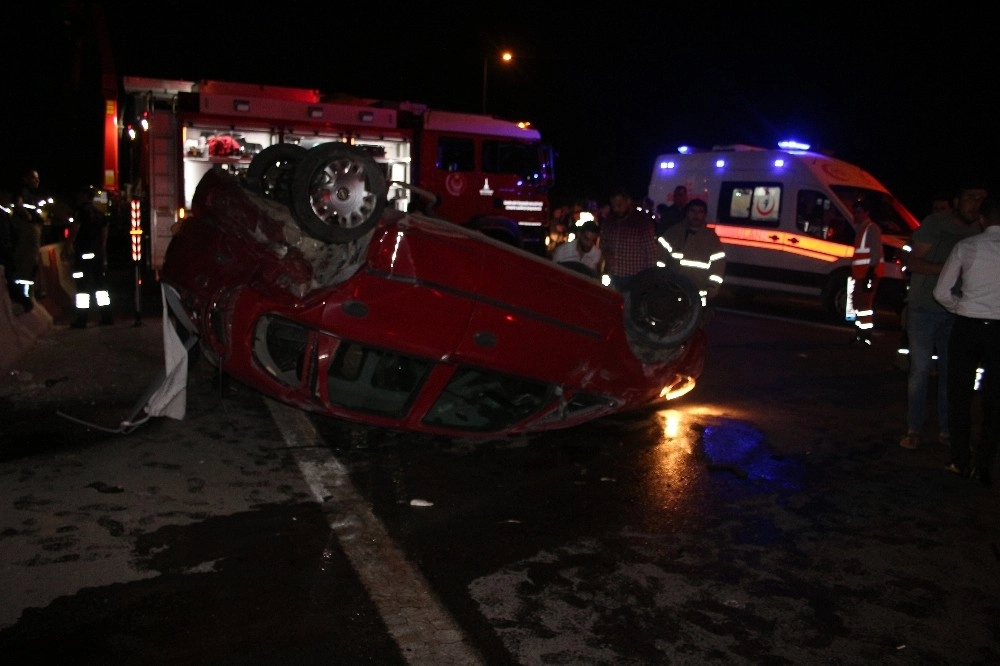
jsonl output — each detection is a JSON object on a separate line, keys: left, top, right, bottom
{"left": 105, "top": 77, "right": 555, "bottom": 271}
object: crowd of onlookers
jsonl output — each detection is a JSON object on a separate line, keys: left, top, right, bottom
{"left": 2, "top": 168, "right": 115, "bottom": 326}
{"left": 544, "top": 184, "right": 726, "bottom": 304}
{"left": 545, "top": 180, "right": 1000, "bottom": 489}
{"left": 1, "top": 169, "right": 47, "bottom": 315}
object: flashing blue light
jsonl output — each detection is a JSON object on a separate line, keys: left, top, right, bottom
{"left": 777, "top": 139, "right": 810, "bottom": 151}
{"left": 715, "top": 159, "right": 726, "bottom": 168}
{"left": 677, "top": 145, "right": 692, "bottom": 154}
{"left": 773, "top": 158, "right": 785, "bottom": 168}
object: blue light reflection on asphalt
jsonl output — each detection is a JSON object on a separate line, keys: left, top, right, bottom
{"left": 700, "top": 419, "right": 804, "bottom": 491}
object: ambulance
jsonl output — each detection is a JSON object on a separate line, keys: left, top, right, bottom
{"left": 648, "top": 142, "right": 920, "bottom": 316}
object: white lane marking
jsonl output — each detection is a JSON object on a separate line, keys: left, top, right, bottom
{"left": 265, "top": 399, "right": 484, "bottom": 666}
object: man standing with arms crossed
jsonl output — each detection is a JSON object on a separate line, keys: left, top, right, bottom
{"left": 899, "top": 182, "right": 987, "bottom": 450}
{"left": 601, "top": 187, "right": 657, "bottom": 292}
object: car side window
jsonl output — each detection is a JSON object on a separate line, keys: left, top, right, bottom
{"left": 423, "top": 367, "right": 551, "bottom": 432}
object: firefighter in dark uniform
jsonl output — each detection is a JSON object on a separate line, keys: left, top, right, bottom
{"left": 64, "top": 186, "right": 113, "bottom": 328}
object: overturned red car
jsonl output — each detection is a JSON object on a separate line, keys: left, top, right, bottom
{"left": 160, "top": 143, "right": 706, "bottom": 439}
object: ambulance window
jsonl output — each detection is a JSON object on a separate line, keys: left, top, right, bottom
{"left": 728, "top": 187, "right": 753, "bottom": 219}
{"left": 436, "top": 137, "right": 474, "bottom": 172}
{"left": 796, "top": 189, "right": 832, "bottom": 237}
{"left": 750, "top": 187, "right": 781, "bottom": 224}
{"left": 717, "top": 182, "right": 782, "bottom": 228}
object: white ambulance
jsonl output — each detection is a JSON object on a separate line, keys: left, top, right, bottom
{"left": 648, "top": 143, "right": 919, "bottom": 316}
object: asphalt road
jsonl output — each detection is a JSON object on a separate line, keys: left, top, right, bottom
{"left": 1, "top": 292, "right": 997, "bottom": 664}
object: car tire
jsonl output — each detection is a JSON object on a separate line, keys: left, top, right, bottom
{"left": 624, "top": 267, "right": 702, "bottom": 348}
{"left": 246, "top": 143, "right": 307, "bottom": 205}
{"left": 290, "top": 143, "right": 387, "bottom": 243}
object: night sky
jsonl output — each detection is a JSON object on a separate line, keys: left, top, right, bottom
{"left": 3, "top": 2, "right": 997, "bottom": 218}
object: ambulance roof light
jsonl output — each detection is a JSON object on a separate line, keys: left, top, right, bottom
{"left": 778, "top": 139, "right": 810, "bottom": 151}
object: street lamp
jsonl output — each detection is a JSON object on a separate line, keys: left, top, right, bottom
{"left": 482, "top": 51, "right": 513, "bottom": 114}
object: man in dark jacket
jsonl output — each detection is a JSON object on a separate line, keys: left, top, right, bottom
{"left": 64, "top": 186, "right": 113, "bottom": 328}
{"left": 8, "top": 169, "right": 44, "bottom": 310}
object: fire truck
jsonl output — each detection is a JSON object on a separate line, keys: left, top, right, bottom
{"left": 106, "top": 77, "right": 555, "bottom": 271}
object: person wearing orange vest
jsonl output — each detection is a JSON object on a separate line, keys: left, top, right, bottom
{"left": 848, "top": 195, "right": 884, "bottom": 346}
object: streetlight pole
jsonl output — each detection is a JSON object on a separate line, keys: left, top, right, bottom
{"left": 482, "top": 57, "right": 488, "bottom": 114}
{"left": 482, "top": 51, "right": 512, "bottom": 114}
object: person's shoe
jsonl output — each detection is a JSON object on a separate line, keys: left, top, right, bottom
{"left": 945, "top": 462, "right": 969, "bottom": 477}
{"left": 899, "top": 433, "right": 920, "bottom": 449}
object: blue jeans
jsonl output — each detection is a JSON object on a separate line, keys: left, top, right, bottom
{"left": 906, "top": 307, "right": 955, "bottom": 435}
{"left": 609, "top": 275, "right": 633, "bottom": 292}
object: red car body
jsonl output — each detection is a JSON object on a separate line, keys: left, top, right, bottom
{"left": 161, "top": 150, "right": 706, "bottom": 440}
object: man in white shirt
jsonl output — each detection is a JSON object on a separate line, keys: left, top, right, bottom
{"left": 552, "top": 220, "right": 604, "bottom": 277}
{"left": 933, "top": 196, "right": 1000, "bottom": 486}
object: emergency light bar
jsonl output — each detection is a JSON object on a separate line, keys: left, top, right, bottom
{"left": 130, "top": 199, "right": 142, "bottom": 262}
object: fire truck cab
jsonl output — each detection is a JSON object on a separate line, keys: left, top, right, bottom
{"left": 114, "top": 77, "right": 554, "bottom": 270}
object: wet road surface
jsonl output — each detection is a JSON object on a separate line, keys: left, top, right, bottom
{"left": 2, "top": 299, "right": 998, "bottom": 664}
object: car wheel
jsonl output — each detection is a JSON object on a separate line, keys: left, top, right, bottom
{"left": 290, "top": 143, "right": 387, "bottom": 243}
{"left": 246, "top": 143, "right": 306, "bottom": 205}
{"left": 624, "top": 267, "right": 702, "bottom": 348}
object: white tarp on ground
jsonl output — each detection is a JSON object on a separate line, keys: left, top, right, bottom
{"left": 123, "top": 283, "right": 198, "bottom": 429}
{"left": 142, "top": 284, "right": 190, "bottom": 419}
